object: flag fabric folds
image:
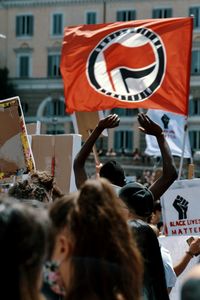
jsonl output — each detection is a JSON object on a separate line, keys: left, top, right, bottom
{"left": 145, "top": 109, "right": 191, "bottom": 158}
{"left": 60, "top": 17, "right": 193, "bottom": 115}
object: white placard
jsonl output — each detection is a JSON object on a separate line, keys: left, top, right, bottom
{"left": 161, "top": 179, "right": 200, "bottom": 236}
{"left": 146, "top": 109, "right": 191, "bottom": 158}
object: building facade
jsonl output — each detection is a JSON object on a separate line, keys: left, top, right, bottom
{"left": 0, "top": 0, "right": 200, "bottom": 157}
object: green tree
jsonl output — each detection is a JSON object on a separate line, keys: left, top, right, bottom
{"left": 0, "top": 67, "right": 16, "bottom": 100}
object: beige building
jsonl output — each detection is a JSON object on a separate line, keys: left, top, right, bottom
{"left": 0, "top": 0, "right": 200, "bottom": 158}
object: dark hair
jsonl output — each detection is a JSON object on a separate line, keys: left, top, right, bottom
{"left": 99, "top": 160, "right": 126, "bottom": 187}
{"left": 0, "top": 197, "right": 51, "bottom": 300}
{"left": 119, "top": 182, "right": 154, "bottom": 218}
{"left": 8, "top": 180, "right": 50, "bottom": 204}
{"left": 129, "top": 220, "right": 169, "bottom": 300}
{"left": 49, "top": 178, "right": 143, "bottom": 300}
{"left": 30, "top": 170, "right": 64, "bottom": 200}
{"left": 30, "top": 171, "right": 54, "bottom": 192}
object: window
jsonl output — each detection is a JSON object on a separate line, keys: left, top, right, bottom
{"left": 47, "top": 54, "right": 61, "bottom": 77}
{"left": 114, "top": 130, "right": 133, "bottom": 151}
{"left": 52, "top": 13, "right": 63, "bottom": 36}
{"left": 189, "top": 131, "right": 200, "bottom": 150}
{"left": 18, "top": 55, "right": 30, "bottom": 78}
{"left": 152, "top": 8, "right": 172, "bottom": 18}
{"left": 189, "top": 98, "right": 200, "bottom": 115}
{"left": 44, "top": 99, "right": 66, "bottom": 134}
{"left": 111, "top": 108, "right": 138, "bottom": 116}
{"left": 191, "top": 50, "right": 200, "bottom": 75}
{"left": 189, "top": 7, "right": 200, "bottom": 29}
{"left": 16, "top": 15, "right": 34, "bottom": 37}
{"left": 44, "top": 99, "right": 65, "bottom": 117}
{"left": 86, "top": 12, "right": 97, "bottom": 24}
{"left": 117, "top": 10, "right": 136, "bottom": 21}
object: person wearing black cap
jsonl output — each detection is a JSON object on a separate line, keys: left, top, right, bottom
{"left": 118, "top": 112, "right": 178, "bottom": 222}
{"left": 74, "top": 112, "right": 177, "bottom": 195}
{"left": 118, "top": 113, "right": 178, "bottom": 300}
{"left": 119, "top": 182, "right": 170, "bottom": 300}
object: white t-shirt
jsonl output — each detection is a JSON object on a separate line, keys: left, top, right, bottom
{"left": 160, "top": 245, "right": 177, "bottom": 288}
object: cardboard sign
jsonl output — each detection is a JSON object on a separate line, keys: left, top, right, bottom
{"left": 26, "top": 121, "right": 41, "bottom": 135}
{"left": 0, "top": 97, "right": 35, "bottom": 180}
{"left": 72, "top": 111, "right": 107, "bottom": 141}
{"left": 31, "top": 134, "right": 81, "bottom": 193}
{"left": 161, "top": 179, "right": 200, "bottom": 236}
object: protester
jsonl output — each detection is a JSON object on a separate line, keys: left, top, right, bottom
{"left": 149, "top": 226, "right": 200, "bottom": 293}
{"left": 119, "top": 182, "right": 169, "bottom": 300}
{"left": 0, "top": 196, "right": 51, "bottom": 300}
{"left": 148, "top": 200, "right": 162, "bottom": 226}
{"left": 132, "top": 148, "right": 141, "bottom": 161}
{"left": 47, "top": 178, "right": 143, "bottom": 300}
{"left": 173, "top": 237, "right": 200, "bottom": 277}
{"left": 73, "top": 113, "right": 178, "bottom": 203}
{"left": 8, "top": 179, "right": 51, "bottom": 205}
{"left": 30, "top": 170, "right": 64, "bottom": 200}
{"left": 8, "top": 170, "right": 64, "bottom": 205}
{"left": 73, "top": 111, "right": 178, "bottom": 300}
{"left": 73, "top": 114, "right": 124, "bottom": 188}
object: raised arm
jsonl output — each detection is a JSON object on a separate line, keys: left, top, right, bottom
{"left": 73, "top": 114, "right": 120, "bottom": 189}
{"left": 137, "top": 112, "right": 178, "bottom": 200}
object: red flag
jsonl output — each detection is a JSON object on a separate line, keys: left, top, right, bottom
{"left": 60, "top": 17, "right": 193, "bottom": 116}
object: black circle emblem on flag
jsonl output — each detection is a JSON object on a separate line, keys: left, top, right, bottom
{"left": 87, "top": 27, "right": 166, "bottom": 102}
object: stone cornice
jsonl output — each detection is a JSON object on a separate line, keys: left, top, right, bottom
{"left": 0, "top": 0, "right": 128, "bottom": 8}
{"left": 0, "top": 0, "right": 105, "bottom": 8}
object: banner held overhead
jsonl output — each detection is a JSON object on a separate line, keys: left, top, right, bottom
{"left": 61, "top": 17, "right": 193, "bottom": 116}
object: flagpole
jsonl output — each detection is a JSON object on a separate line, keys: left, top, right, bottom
{"left": 178, "top": 119, "right": 188, "bottom": 180}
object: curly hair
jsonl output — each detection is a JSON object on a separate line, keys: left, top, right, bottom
{"left": 30, "top": 171, "right": 54, "bottom": 192}
{"left": 30, "top": 171, "right": 64, "bottom": 200}
{"left": 8, "top": 180, "right": 50, "bottom": 203}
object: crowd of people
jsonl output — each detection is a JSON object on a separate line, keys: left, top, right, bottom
{"left": 0, "top": 112, "right": 200, "bottom": 300}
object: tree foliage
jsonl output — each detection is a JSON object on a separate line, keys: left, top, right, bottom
{"left": 0, "top": 67, "right": 16, "bottom": 100}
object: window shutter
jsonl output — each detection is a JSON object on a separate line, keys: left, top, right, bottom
{"left": 16, "top": 16, "right": 20, "bottom": 36}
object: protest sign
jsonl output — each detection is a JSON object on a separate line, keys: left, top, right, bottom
{"left": 161, "top": 179, "right": 200, "bottom": 236}
{"left": 0, "top": 97, "right": 35, "bottom": 180}
{"left": 145, "top": 109, "right": 191, "bottom": 158}
{"left": 31, "top": 134, "right": 81, "bottom": 193}
{"left": 26, "top": 121, "right": 41, "bottom": 135}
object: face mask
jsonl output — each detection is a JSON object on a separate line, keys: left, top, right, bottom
{"left": 43, "top": 260, "right": 66, "bottom": 296}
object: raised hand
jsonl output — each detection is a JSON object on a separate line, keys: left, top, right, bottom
{"left": 74, "top": 114, "right": 120, "bottom": 189}
{"left": 189, "top": 237, "right": 200, "bottom": 256}
{"left": 137, "top": 112, "right": 163, "bottom": 137}
{"left": 173, "top": 195, "right": 189, "bottom": 220}
{"left": 97, "top": 114, "right": 120, "bottom": 130}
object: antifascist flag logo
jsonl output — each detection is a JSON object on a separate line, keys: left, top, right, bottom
{"left": 61, "top": 18, "right": 193, "bottom": 115}
{"left": 87, "top": 27, "right": 166, "bottom": 102}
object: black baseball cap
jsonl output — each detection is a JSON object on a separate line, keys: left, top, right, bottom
{"left": 119, "top": 182, "right": 154, "bottom": 217}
